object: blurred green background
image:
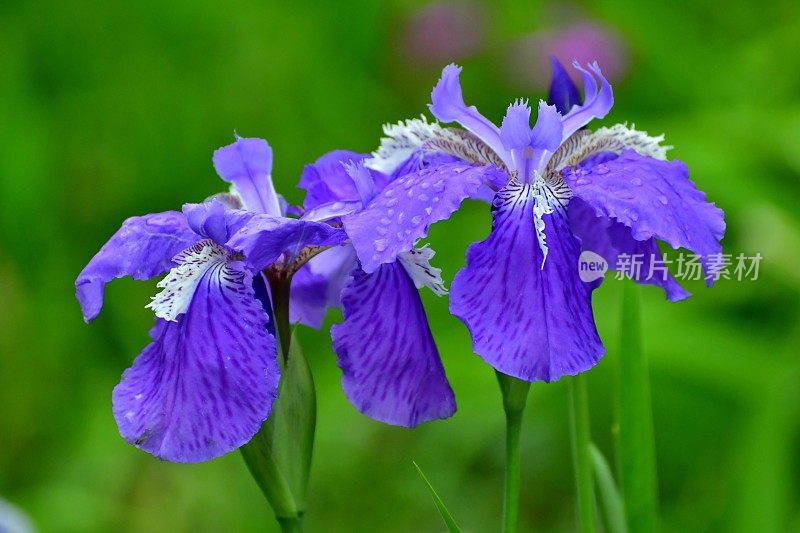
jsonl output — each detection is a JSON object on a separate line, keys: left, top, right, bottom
{"left": 1, "top": 0, "right": 799, "bottom": 531}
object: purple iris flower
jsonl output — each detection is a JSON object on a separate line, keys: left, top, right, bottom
{"left": 289, "top": 150, "right": 458, "bottom": 427}
{"left": 75, "top": 136, "right": 345, "bottom": 462}
{"left": 340, "top": 61, "right": 725, "bottom": 383}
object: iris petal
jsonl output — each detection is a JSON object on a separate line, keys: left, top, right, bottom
{"left": 450, "top": 181, "right": 604, "bottom": 382}
{"left": 213, "top": 136, "right": 282, "bottom": 216}
{"left": 548, "top": 56, "right": 582, "bottom": 115}
{"left": 530, "top": 101, "right": 564, "bottom": 153}
{"left": 226, "top": 212, "right": 347, "bottom": 271}
{"left": 569, "top": 198, "right": 691, "bottom": 301}
{"left": 290, "top": 245, "right": 358, "bottom": 328}
{"left": 429, "top": 64, "right": 508, "bottom": 163}
{"left": 299, "top": 150, "right": 373, "bottom": 209}
{"left": 75, "top": 211, "right": 198, "bottom": 322}
{"left": 331, "top": 263, "right": 456, "bottom": 427}
{"left": 561, "top": 62, "right": 614, "bottom": 140}
{"left": 343, "top": 161, "right": 489, "bottom": 273}
{"left": 500, "top": 100, "right": 532, "bottom": 150}
{"left": 112, "top": 260, "right": 279, "bottom": 463}
{"left": 564, "top": 150, "right": 725, "bottom": 285}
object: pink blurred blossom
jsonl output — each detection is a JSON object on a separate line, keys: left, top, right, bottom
{"left": 401, "top": 1, "right": 486, "bottom": 66}
{"left": 507, "top": 21, "right": 628, "bottom": 91}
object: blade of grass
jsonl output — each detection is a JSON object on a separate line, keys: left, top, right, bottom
{"left": 412, "top": 461, "right": 462, "bottom": 533}
{"left": 590, "top": 443, "right": 627, "bottom": 533}
{"left": 616, "top": 282, "right": 658, "bottom": 532}
{"left": 567, "top": 373, "right": 597, "bottom": 532}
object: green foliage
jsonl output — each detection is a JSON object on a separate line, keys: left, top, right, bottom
{"left": 616, "top": 283, "right": 658, "bottom": 532}
{"left": 1, "top": 0, "right": 799, "bottom": 531}
{"left": 591, "top": 443, "right": 627, "bottom": 533}
{"left": 240, "top": 333, "right": 315, "bottom": 526}
{"left": 568, "top": 374, "right": 597, "bottom": 533}
{"left": 412, "top": 462, "right": 461, "bottom": 533}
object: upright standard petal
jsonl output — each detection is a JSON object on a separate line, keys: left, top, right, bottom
{"left": 560, "top": 62, "right": 614, "bottom": 140}
{"left": 343, "top": 162, "right": 489, "bottom": 273}
{"left": 331, "top": 263, "right": 456, "bottom": 427}
{"left": 342, "top": 160, "right": 376, "bottom": 204}
{"left": 500, "top": 100, "right": 562, "bottom": 182}
{"left": 563, "top": 150, "right": 725, "bottom": 284}
{"left": 112, "top": 260, "right": 279, "bottom": 463}
{"left": 298, "top": 150, "right": 370, "bottom": 209}
{"left": 213, "top": 136, "right": 282, "bottom": 216}
{"left": 500, "top": 99, "right": 533, "bottom": 150}
{"left": 548, "top": 56, "right": 582, "bottom": 115}
{"left": 450, "top": 181, "right": 604, "bottom": 382}
{"left": 76, "top": 211, "right": 198, "bottom": 322}
{"left": 226, "top": 213, "right": 347, "bottom": 271}
{"left": 429, "top": 64, "right": 508, "bottom": 163}
{"left": 530, "top": 101, "right": 564, "bottom": 153}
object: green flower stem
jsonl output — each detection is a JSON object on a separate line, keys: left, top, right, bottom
{"left": 568, "top": 373, "right": 597, "bottom": 533}
{"left": 270, "top": 275, "right": 293, "bottom": 363}
{"left": 241, "top": 276, "right": 316, "bottom": 532}
{"left": 276, "top": 517, "right": 304, "bottom": 533}
{"left": 496, "top": 371, "right": 531, "bottom": 533}
{"left": 616, "top": 282, "right": 658, "bottom": 532}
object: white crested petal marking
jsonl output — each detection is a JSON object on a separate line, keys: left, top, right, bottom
{"left": 365, "top": 116, "right": 441, "bottom": 175}
{"left": 398, "top": 245, "right": 448, "bottom": 296}
{"left": 531, "top": 173, "right": 555, "bottom": 268}
{"left": 365, "top": 116, "right": 505, "bottom": 175}
{"left": 145, "top": 240, "right": 228, "bottom": 321}
{"left": 546, "top": 123, "right": 672, "bottom": 173}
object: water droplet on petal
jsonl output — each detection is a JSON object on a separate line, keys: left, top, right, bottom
{"left": 623, "top": 208, "right": 639, "bottom": 221}
{"left": 385, "top": 197, "right": 398, "bottom": 207}
{"left": 387, "top": 208, "right": 395, "bottom": 216}
{"left": 376, "top": 226, "right": 387, "bottom": 235}
{"left": 385, "top": 189, "right": 395, "bottom": 197}
{"left": 380, "top": 217, "right": 391, "bottom": 225}
{"left": 658, "top": 195, "right": 669, "bottom": 205}
{"left": 595, "top": 165, "right": 609, "bottom": 175}
{"left": 397, "top": 212, "right": 405, "bottom": 224}
{"left": 374, "top": 239, "right": 388, "bottom": 252}
{"left": 404, "top": 180, "right": 415, "bottom": 190}
{"left": 432, "top": 179, "right": 445, "bottom": 192}
{"left": 418, "top": 193, "right": 429, "bottom": 201}
{"left": 630, "top": 177, "right": 643, "bottom": 186}
{"left": 432, "top": 196, "right": 440, "bottom": 203}
{"left": 425, "top": 207, "right": 432, "bottom": 215}
{"left": 411, "top": 215, "right": 422, "bottom": 225}
{"left": 420, "top": 182, "right": 430, "bottom": 189}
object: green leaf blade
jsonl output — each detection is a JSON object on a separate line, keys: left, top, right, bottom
{"left": 412, "top": 461, "right": 462, "bottom": 533}
{"left": 590, "top": 443, "right": 627, "bottom": 533}
{"left": 616, "top": 283, "right": 659, "bottom": 532}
